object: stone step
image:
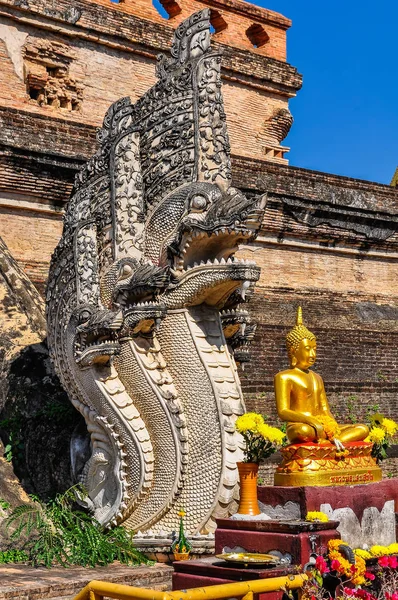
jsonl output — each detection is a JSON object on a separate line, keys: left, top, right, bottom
{"left": 0, "top": 562, "right": 173, "bottom": 600}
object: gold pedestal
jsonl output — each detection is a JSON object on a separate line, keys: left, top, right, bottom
{"left": 274, "top": 441, "right": 382, "bottom": 487}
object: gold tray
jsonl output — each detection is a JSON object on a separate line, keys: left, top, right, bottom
{"left": 215, "top": 552, "right": 279, "bottom": 566}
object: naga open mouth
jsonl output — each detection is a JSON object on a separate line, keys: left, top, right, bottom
{"left": 73, "top": 308, "right": 123, "bottom": 367}
{"left": 75, "top": 328, "right": 120, "bottom": 367}
{"left": 174, "top": 226, "right": 254, "bottom": 273}
{"left": 162, "top": 258, "right": 260, "bottom": 310}
{"left": 123, "top": 302, "right": 166, "bottom": 335}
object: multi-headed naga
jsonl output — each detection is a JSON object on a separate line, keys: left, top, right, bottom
{"left": 46, "top": 10, "right": 266, "bottom": 534}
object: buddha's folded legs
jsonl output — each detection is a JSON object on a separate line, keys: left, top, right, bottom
{"left": 286, "top": 422, "right": 327, "bottom": 444}
{"left": 286, "top": 422, "right": 369, "bottom": 444}
{"left": 339, "top": 423, "right": 369, "bottom": 442}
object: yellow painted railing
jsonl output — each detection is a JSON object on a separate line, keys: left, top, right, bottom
{"left": 73, "top": 573, "right": 306, "bottom": 600}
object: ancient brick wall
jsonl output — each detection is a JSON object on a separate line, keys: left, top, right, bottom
{"left": 231, "top": 158, "right": 398, "bottom": 427}
{"left": 0, "top": 147, "right": 76, "bottom": 292}
{"left": 84, "top": 0, "right": 290, "bottom": 60}
{"left": 240, "top": 292, "right": 398, "bottom": 419}
{"left": 0, "top": 207, "right": 62, "bottom": 289}
{"left": 0, "top": 0, "right": 300, "bottom": 163}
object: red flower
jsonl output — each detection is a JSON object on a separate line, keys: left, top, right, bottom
{"left": 331, "top": 559, "right": 341, "bottom": 571}
{"left": 343, "top": 589, "right": 376, "bottom": 600}
{"left": 389, "top": 556, "right": 398, "bottom": 569}
{"left": 315, "top": 556, "right": 330, "bottom": 574}
{"left": 379, "top": 556, "right": 390, "bottom": 568}
{"left": 391, "top": 594, "right": 398, "bottom": 600}
{"left": 365, "top": 571, "right": 375, "bottom": 581}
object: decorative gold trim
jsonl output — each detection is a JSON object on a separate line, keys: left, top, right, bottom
{"left": 274, "top": 442, "right": 382, "bottom": 487}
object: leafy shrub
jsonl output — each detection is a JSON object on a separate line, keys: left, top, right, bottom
{"left": 0, "top": 549, "right": 29, "bottom": 564}
{"left": 3, "top": 487, "right": 150, "bottom": 568}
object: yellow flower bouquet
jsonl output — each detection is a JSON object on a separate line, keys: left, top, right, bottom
{"left": 235, "top": 412, "right": 285, "bottom": 464}
{"left": 365, "top": 411, "right": 398, "bottom": 462}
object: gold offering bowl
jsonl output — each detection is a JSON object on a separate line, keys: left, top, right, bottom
{"left": 216, "top": 552, "right": 280, "bottom": 567}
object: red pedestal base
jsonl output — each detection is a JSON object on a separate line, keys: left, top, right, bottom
{"left": 258, "top": 478, "right": 398, "bottom": 518}
{"left": 172, "top": 520, "right": 339, "bottom": 599}
{"left": 171, "top": 479, "right": 398, "bottom": 596}
{"left": 173, "top": 557, "right": 298, "bottom": 600}
{"left": 257, "top": 479, "right": 398, "bottom": 548}
{"left": 214, "top": 518, "right": 339, "bottom": 564}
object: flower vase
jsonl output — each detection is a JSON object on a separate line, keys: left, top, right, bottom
{"left": 237, "top": 461, "right": 261, "bottom": 516}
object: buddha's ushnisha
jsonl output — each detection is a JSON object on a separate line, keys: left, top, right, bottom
{"left": 274, "top": 307, "right": 369, "bottom": 449}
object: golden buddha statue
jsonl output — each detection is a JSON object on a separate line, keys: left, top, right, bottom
{"left": 273, "top": 307, "right": 382, "bottom": 486}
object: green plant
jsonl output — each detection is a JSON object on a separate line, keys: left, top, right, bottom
{"left": 366, "top": 403, "right": 380, "bottom": 417}
{"left": 0, "top": 416, "right": 25, "bottom": 463}
{"left": 38, "top": 400, "right": 76, "bottom": 423}
{"left": 3, "top": 487, "right": 150, "bottom": 568}
{"left": 346, "top": 395, "right": 359, "bottom": 424}
{"left": 0, "top": 498, "right": 10, "bottom": 511}
{"left": 1, "top": 398, "right": 76, "bottom": 466}
{"left": 278, "top": 420, "right": 287, "bottom": 435}
{"left": 3, "top": 432, "right": 25, "bottom": 463}
{"left": 0, "top": 549, "right": 28, "bottom": 564}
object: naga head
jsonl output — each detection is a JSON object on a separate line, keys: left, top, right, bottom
{"left": 73, "top": 305, "right": 123, "bottom": 367}
{"left": 62, "top": 7, "right": 266, "bottom": 366}
{"left": 100, "top": 258, "right": 169, "bottom": 336}
{"left": 144, "top": 181, "right": 266, "bottom": 310}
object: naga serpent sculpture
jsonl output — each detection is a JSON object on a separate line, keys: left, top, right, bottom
{"left": 46, "top": 9, "right": 266, "bottom": 534}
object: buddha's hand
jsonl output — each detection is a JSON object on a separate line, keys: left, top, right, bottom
{"left": 306, "top": 418, "right": 326, "bottom": 440}
{"left": 332, "top": 438, "right": 345, "bottom": 451}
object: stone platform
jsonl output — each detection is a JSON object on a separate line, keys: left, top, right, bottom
{"left": 133, "top": 533, "right": 215, "bottom": 561}
{"left": 258, "top": 478, "right": 398, "bottom": 548}
{"left": 0, "top": 562, "right": 172, "bottom": 600}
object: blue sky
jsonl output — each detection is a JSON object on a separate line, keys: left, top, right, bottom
{"left": 248, "top": 1, "right": 397, "bottom": 185}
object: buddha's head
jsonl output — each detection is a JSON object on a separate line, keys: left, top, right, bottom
{"left": 286, "top": 307, "right": 317, "bottom": 369}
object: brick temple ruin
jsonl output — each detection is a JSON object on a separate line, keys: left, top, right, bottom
{"left": 0, "top": 0, "right": 397, "bottom": 488}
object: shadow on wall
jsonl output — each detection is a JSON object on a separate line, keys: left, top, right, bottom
{"left": 0, "top": 340, "right": 83, "bottom": 501}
